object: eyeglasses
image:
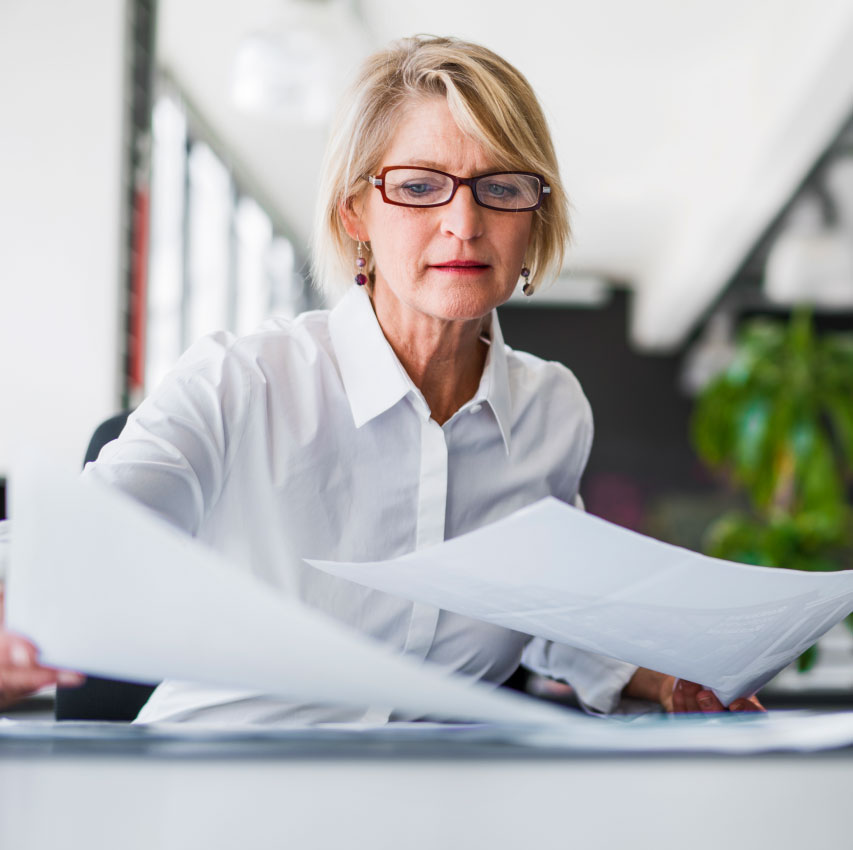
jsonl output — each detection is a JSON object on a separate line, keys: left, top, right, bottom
{"left": 365, "top": 166, "right": 550, "bottom": 212}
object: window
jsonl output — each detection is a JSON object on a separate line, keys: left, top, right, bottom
{"left": 144, "top": 91, "right": 309, "bottom": 396}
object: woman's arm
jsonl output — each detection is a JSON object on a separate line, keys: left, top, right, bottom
{"left": 82, "top": 331, "right": 253, "bottom": 535}
{"left": 624, "top": 667, "right": 764, "bottom": 713}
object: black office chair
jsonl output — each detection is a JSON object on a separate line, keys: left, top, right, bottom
{"left": 54, "top": 411, "right": 159, "bottom": 721}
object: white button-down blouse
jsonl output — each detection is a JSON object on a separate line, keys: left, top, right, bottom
{"left": 81, "top": 286, "right": 637, "bottom": 724}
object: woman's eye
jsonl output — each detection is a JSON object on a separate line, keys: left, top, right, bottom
{"left": 401, "top": 182, "right": 439, "bottom": 196}
{"left": 484, "top": 182, "right": 518, "bottom": 198}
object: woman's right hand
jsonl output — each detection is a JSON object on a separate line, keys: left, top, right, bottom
{"left": 0, "top": 587, "right": 84, "bottom": 710}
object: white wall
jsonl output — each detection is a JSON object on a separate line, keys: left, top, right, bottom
{"left": 0, "top": 0, "right": 129, "bottom": 478}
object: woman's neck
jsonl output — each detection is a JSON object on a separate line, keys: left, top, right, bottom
{"left": 369, "top": 287, "right": 489, "bottom": 426}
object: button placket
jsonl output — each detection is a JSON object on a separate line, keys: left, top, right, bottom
{"left": 363, "top": 408, "right": 447, "bottom": 725}
{"left": 404, "top": 416, "right": 446, "bottom": 655}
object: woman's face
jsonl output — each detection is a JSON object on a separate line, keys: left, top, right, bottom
{"left": 345, "top": 97, "right": 533, "bottom": 324}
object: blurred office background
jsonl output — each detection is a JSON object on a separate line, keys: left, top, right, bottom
{"left": 2, "top": 1, "right": 853, "bottom": 686}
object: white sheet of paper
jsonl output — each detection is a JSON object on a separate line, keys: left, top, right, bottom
{"left": 308, "top": 498, "right": 853, "bottom": 705}
{"left": 5, "top": 460, "right": 571, "bottom": 727}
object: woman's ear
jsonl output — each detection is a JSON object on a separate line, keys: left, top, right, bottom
{"left": 338, "top": 197, "right": 366, "bottom": 241}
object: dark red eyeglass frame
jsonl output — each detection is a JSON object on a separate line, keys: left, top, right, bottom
{"left": 365, "top": 165, "right": 551, "bottom": 212}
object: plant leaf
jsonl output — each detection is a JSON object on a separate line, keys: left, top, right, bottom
{"left": 796, "top": 643, "right": 819, "bottom": 673}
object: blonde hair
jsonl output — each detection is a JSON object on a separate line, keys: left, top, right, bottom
{"left": 311, "top": 35, "right": 570, "bottom": 300}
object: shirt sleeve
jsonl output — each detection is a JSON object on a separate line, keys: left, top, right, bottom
{"left": 81, "top": 332, "right": 253, "bottom": 536}
{"left": 520, "top": 636, "right": 638, "bottom": 715}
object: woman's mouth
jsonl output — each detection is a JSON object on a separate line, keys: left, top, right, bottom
{"left": 430, "top": 260, "right": 491, "bottom": 274}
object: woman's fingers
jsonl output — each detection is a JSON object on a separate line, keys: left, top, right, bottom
{"left": 670, "top": 680, "right": 764, "bottom": 713}
{"left": 672, "top": 679, "right": 765, "bottom": 714}
{"left": 728, "top": 696, "right": 765, "bottom": 712}
{"left": 0, "top": 666, "right": 58, "bottom": 693}
{"left": 670, "top": 678, "right": 684, "bottom": 712}
{"left": 0, "top": 635, "right": 52, "bottom": 708}
{"left": 1, "top": 667, "right": 85, "bottom": 696}
{"left": 0, "top": 633, "right": 39, "bottom": 669}
{"left": 0, "top": 631, "right": 85, "bottom": 709}
{"left": 672, "top": 679, "right": 709, "bottom": 712}
{"left": 695, "top": 689, "right": 725, "bottom": 712}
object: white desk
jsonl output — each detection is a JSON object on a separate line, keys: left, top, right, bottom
{"left": 1, "top": 728, "right": 852, "bottom": 850}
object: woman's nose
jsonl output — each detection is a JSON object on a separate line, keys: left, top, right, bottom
{"left": 439, "top": 185, "right": 484, "bottom": 240}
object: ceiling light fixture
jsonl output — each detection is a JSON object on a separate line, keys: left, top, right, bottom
{"left": 230, "top": 0, "right": 370, "bottom": 124}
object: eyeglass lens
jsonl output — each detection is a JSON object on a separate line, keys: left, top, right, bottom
{"left": 382, "top": 168, "right": 542, "bottom": 211}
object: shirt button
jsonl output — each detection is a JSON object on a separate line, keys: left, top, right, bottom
{"left": 469, "top": 404, "right": 483, "bottom": 415}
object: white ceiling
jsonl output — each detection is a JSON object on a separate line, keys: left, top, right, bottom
{"left": 158, "top": 0, "right": 853, "bottom": 350}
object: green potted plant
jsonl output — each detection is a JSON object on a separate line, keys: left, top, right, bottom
{"left": 691, "top": 310, "right": 853, "bottom": 670}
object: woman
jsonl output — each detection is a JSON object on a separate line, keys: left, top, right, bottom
{"left": 0, "top": 36, "right": 760, "bottom": 719}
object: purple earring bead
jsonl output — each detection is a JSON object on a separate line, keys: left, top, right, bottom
{"left": 356, "top": 257, "right": 366, "bottom": 268}
{"left": 355, "top": 273, "right": 368, "bottom": 286}
{"left": 520, "top": 266, "right": 530, "bottom": 278}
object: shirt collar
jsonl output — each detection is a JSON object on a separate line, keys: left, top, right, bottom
{"left": 328, "top": 287, "right": 412, "bottom": 428}
{"left": 328, "top": 286, "right": 512, "bottom": 453}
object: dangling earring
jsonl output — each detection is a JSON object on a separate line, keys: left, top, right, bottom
{"left": 355, "top": 239, "right": 368, "bottom": 286}
{"left": 521, "top": 263, "right": 532, "bottom": 295}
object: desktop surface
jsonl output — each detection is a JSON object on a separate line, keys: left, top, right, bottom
{"left": 2, "top": 721, "right": 853, "bottom": 850}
